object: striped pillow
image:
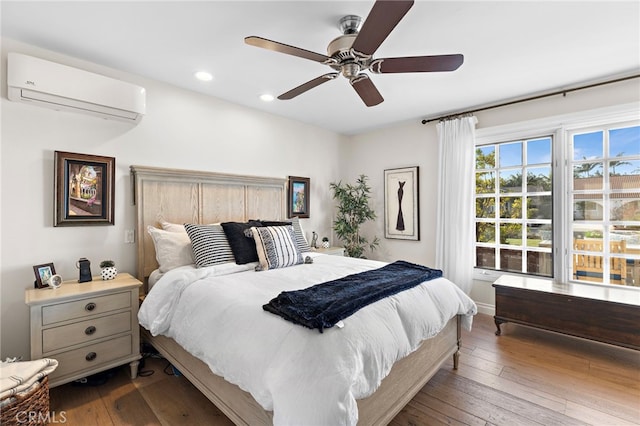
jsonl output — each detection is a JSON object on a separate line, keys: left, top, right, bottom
{"left": 290, "top": 217, "right": 311, "bottom": 252}
{"left": 251, "top": 226, "right": 303, "bottom": 271}
{"left": 184, "top": 224, "right": 235, "bottom": 267}
{"left": 259, "top": 217, "right": 311, "bottom": 253}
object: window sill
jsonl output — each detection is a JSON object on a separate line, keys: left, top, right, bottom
{"left": 473, "top": 268, "right": 554, "bottom": 284}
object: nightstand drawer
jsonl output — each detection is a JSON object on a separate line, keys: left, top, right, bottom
{"left": 42, "top": 291, "right": 131, "bottom": 325}
{"left": 42, "top": 311, "right": 131, "bottom": 353}
{"left": 50, "top": 334, "right": 133, "bottom": 380}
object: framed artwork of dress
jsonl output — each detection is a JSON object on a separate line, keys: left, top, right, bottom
{"left": 384, "top": 167, "right": 419, "bottom": 240}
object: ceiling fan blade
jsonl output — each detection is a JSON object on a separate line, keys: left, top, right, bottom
{"left": 371, "top": 54, "right": 464, "bottom": 73}
{"left": 351, "top": 0, "right": 414, "bottom": 56}
{"left": 245, "top": 36, "right": 330, "bottom": 64}
{"left": 350, "top": 74, "right": 384, "bottom": 107}
{"left": 278, "top": 73, "right": 339, "bottom": 100}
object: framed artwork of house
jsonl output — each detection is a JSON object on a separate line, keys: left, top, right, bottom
{"left": 384, "top": 166, "right": 419, "bottom": 240}
{"left": 287, "top": 176, "right": 310, "bottom": 218}
{"left": 54, "top": 151, "right": 115, "bottom": 226}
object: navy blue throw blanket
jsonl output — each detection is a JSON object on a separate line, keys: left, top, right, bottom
{"left": 263, "top": 260, "right": 442, "bottom": 332}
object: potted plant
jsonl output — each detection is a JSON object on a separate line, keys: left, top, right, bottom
{"left": 321, "top": 236, "right": 330, "bottom": 248}
{"left": 330, "top": 174, "right": 380, "bottom": 258}
{"left": 99, "top": 260, "right": 117, "bottom": 280}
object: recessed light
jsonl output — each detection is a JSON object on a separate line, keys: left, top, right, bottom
{"left": 260, "top": 94, "right": 275, "bottom": 102}
{"left": 194, "top": 71, "right": 213, "bottom": 82}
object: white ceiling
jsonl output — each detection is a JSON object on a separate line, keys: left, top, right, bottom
{"left": 2, "top": 1, "right": 639, "bottom": 135}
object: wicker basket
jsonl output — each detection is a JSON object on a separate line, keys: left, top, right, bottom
{"left": 0, "top": 376, "right": 50, "bottom": 425}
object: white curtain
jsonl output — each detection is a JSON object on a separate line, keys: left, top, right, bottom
{"left": 435, "top": 116, "right": 478, "bottom": 294}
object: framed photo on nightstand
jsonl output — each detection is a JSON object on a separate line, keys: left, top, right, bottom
{"left": 33, "top": 262, "right": 56, "bottom": 288}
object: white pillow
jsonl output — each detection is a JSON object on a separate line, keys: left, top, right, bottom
{"left": 147, "top": 226, "right": 194, "bottom": 273}
{"left": 161, "top": 221, "right": 221, "bottom": 233}
{"left": 251, "top": 225, "right": 303, "bottom": 271}
{"left": 160, "top": 221, "right": 186, "bottom": 233}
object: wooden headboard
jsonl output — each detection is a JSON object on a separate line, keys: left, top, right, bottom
{"left": 130, "top": 165, "right": 287, "bottom": 288}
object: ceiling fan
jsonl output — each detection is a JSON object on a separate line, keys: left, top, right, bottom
{"left": 244, "top": 0, "right": 463, "bottom": 107}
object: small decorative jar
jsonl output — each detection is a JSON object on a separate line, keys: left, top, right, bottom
{"left": 321, "top": 237, "right": 330, "bottom": 249}
{"left": 99, "top": 260, "right": 117, "bottom": 280}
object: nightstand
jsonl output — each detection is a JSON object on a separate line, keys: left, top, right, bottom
{"left": 313, "top": 246, "right": 345, "bottom": 256}
{"left": 25, "top": 273, "right": 142, "bottom": 387}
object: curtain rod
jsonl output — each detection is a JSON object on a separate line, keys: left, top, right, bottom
{"left": 420, "top": 74, "right": 640, "bottom": 125}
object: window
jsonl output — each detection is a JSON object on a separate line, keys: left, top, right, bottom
{"left": 474, "top": 109, "right": 640, "bottom": 288}
{"left": 570, "top": 124, "right": 640, "bottom": 286}
{"left": 475, "top": 137, "right": 553, "bottom": 277}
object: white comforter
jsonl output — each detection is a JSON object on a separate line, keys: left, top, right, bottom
{"left": 138, "top": 254, "right": 477, "bottom": 425}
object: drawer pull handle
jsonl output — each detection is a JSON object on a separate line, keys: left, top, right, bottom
{"left": 85, "top": 326, "right": 96, "bottom": 335}
{"left": 85, "top": 352, "right": 97, "bottom": 362}
{"left": 85, "top": 302, "right": 96, "bottom": 311}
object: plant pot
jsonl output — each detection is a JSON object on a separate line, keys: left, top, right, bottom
{"left": 101, "top": 266, "right": 117, "bottom": 280}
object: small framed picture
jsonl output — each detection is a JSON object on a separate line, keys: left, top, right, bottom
{"left": 33, "top": 263, "right": 56, "bottom": 289}
{"left": 54, "top": 151, "right": 115, "bottom": 226}
{"left": 287, "top": 176, "right": 310, "bottom": 218}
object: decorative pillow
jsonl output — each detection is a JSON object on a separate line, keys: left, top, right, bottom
{"left": 147, "top": 226, "right": 194, "bottom": 273}
{"left": 184, "top": 223, "right": 235, "bottom": 267}
{"left": 290, "top": 217, "right": 311, "bottom": 252}
{"left": 161, "top": 221, "right": 220, "bottom": 233}
{"left": 160, "top": 221, "right": 186, "bottom": 233}
{"left": 221, "top": 221, "right": 263, "bottom": 264}
{"left": 260, "top": 217, "right": 311, "bottom": 253}
{"left": 251, "top": 226, "right": 303, "bottom": 271}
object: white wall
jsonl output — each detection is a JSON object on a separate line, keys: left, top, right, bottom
{"left": 0, "top": 39, "right": 345, "bottom": 359}
{"left": 342, "top": 77, "right": 640, "bottom": 315}
{"left": 339, "top": 120, "right": 440, "bottom": 265}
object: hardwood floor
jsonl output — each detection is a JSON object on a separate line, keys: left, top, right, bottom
{"left": 49, "top": 313, "right": 639, "bottom": 425}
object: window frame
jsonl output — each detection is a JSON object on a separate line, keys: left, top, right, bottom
{"left": 473, "top": 103, "right": 639, "bottom": 284}
{"left": 475, "top": 134, "right": 555, "bottom": 277}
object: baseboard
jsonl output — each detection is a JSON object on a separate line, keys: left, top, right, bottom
{"left": 475, "top": 302, "right": 495, "bottom": 316}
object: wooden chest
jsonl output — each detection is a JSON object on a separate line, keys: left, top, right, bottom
{"left": 493, "top": 275, "right": 639, "bottom": 351}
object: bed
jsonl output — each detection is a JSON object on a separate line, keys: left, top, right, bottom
{"left": 131, "top": 165, "right": 477, "bottom": 425}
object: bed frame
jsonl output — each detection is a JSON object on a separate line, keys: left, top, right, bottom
{"left": 131, "top": 165, "right": 462, "bottom": 425}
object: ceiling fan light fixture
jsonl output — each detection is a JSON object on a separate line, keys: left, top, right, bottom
{"left": 341, "top": 63, "right": 361, "bottom": 79}
{"left": 259, "top": 93, "right": 275, "bottom": 102}
{"left": 327, "top": 34, "right": 357, "bottom": 58}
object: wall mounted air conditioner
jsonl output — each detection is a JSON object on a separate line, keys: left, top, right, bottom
{"left": 7, "top": 52, "right": 146, "bottom": 123}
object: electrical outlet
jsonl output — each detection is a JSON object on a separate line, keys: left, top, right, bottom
{"left": 124, "top": 229, "right": 135, "bottom": 244}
